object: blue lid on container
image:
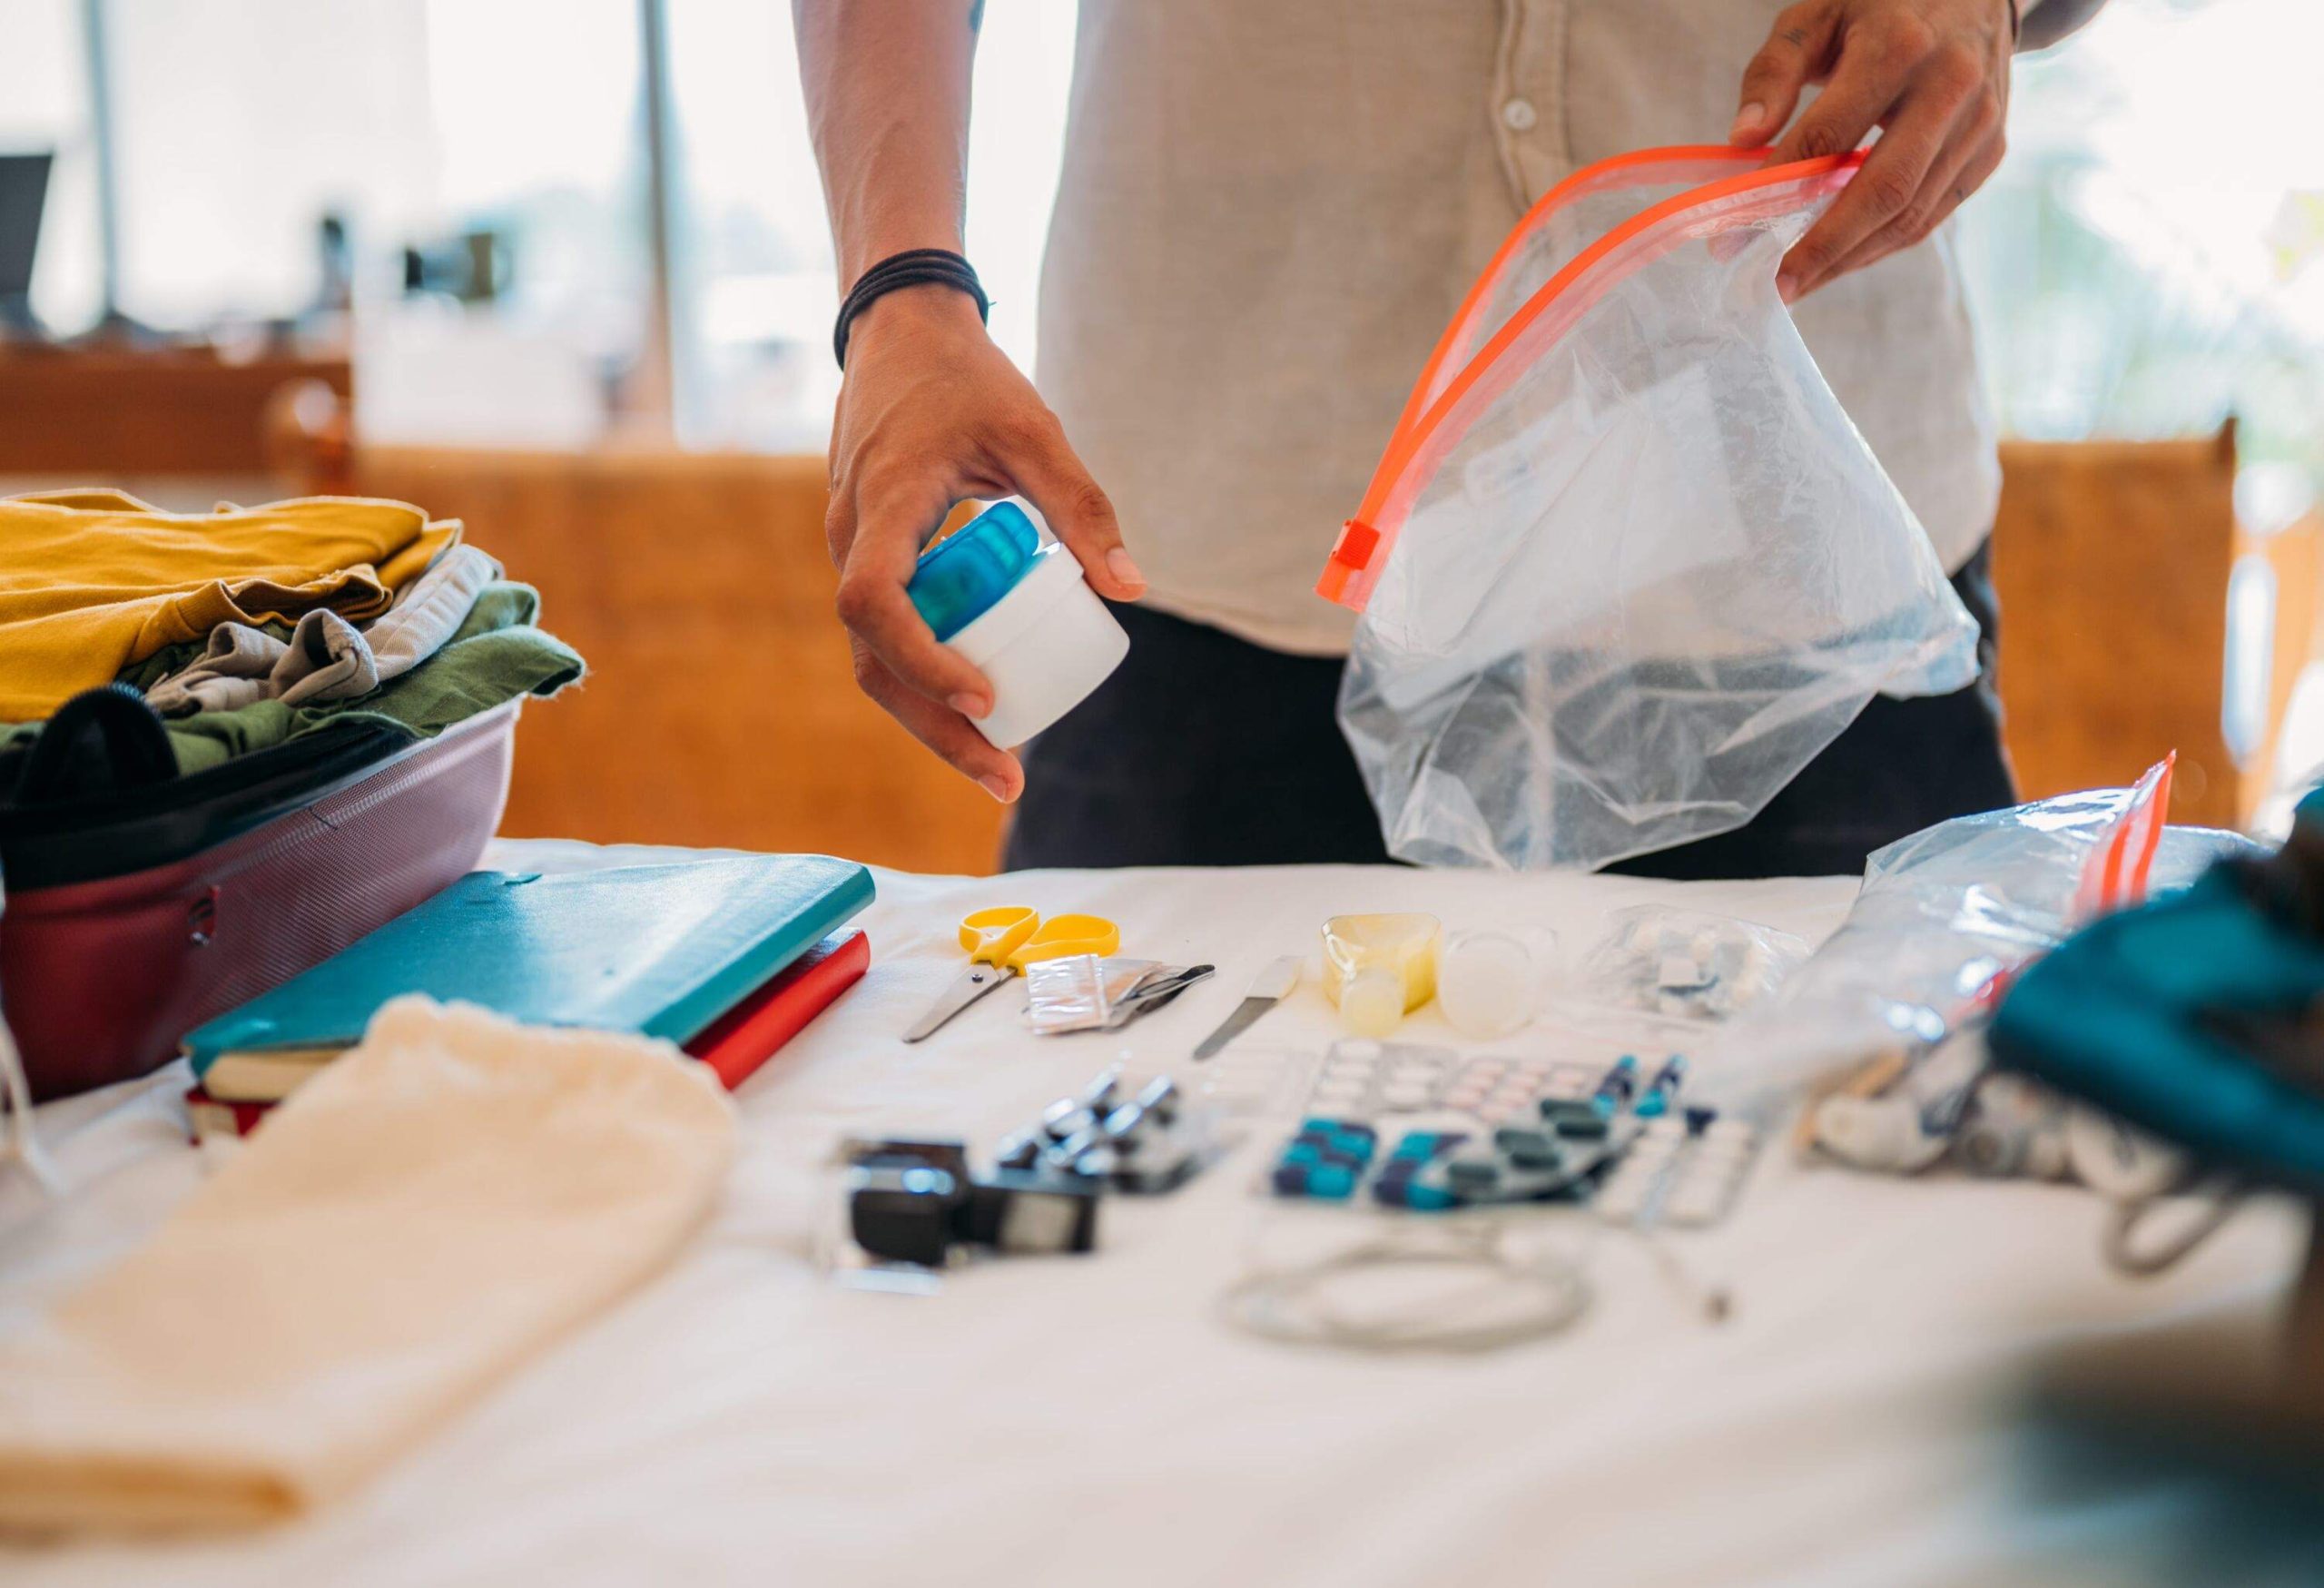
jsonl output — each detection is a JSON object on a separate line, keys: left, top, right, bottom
{"left": 907, "top": 500, "right": 1045, "bottom": 642}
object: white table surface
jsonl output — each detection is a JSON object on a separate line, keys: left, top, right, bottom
{"left": 2, "top": 845, "right": 2314, "bottom": 1587}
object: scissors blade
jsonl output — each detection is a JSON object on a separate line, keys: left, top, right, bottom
{"left": 902, "top": 962, "right": 1015, "bottom": 1042}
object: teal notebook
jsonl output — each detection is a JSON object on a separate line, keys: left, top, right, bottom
{"left": 183, "top": 855, "right": 876, "bottom": 1076}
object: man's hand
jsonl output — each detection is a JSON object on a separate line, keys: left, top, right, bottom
{"left": 825, "top": 284, "right": 1145, "bottom": 804}
{"left": 1730, "top": 0, "right": 2012, "bottom": 301}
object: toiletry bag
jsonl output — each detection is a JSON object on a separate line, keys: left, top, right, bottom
{"left": 0, "top": 686, "right": 518, "bottom": 1100}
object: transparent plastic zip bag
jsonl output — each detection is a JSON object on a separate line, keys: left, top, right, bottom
{"left": 1702, "top": 758, "right": 2261, "bottom": 1110}
{"left": 1319, "top": 148, "right": 1982, "bottom": 871}
{"left": 1383, "top": 150, "right": 1782, "bottom": 455}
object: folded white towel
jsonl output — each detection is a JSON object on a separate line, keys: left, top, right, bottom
{"left": 0, "top": 996, "right": 734, "bottom": 1533}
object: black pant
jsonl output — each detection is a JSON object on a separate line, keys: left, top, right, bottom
{"left": 1005, "top": 544, "right": 2016, "bottom": 877}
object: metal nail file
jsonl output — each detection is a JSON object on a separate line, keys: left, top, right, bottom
{"left": 1192, "top": 955, "right": 1304, "bottom": 1060}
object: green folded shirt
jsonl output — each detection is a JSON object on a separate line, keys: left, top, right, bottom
{"left": 4, "top": 582, "right": 585, "bottom": 776}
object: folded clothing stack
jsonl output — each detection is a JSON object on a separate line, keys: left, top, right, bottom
{"left": 0, "top": 489, "right": 587, "bottom": 1102}
{"left": 0, "top": 488, "right": 584, "bottom": 782}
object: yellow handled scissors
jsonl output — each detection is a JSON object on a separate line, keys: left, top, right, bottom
{"left": 901, "top": 906, "right": 1123, "bottom": 1042}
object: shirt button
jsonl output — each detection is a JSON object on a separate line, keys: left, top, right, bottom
{"left": 1501, "top": 97, "right": 1539, "bottom": 132}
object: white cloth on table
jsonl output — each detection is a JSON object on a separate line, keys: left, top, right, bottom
{"left": 0, "top": 853, "right": 2306, "bottom": 1584}
{"left": 0, "top": 995, "right": 734, "bottom": 1534}
{"left": 145, "top": 547, "right": 502, "bottom": 715}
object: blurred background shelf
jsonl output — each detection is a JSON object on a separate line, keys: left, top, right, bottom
{"left": 259, "top": 412, "right": 2318, "bottom": 875}
{"left": 268, "top": 395, "right": 1010, "bottom": 875}
{"left": 0, "top": 344, "right": 350, "bottom": 477}
{"left": 1994, "top": 424, "right": 2322, "bottom": 832}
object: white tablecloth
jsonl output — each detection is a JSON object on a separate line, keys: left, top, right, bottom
{"left": 2, "top": 848, "right": 2312, "bottom": 1586}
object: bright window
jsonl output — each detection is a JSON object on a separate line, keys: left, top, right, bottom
{"left": 3, "top": 0, "right": 2315, "bottom": 478}
{"left": 0, "top": 0, "right": 100, "bottom": 332}
{"left": 1956, "top": 0, "right": 2324, "bottom": 476}
{"left": 665, "top": 0, "right": 1075, "bottom": 449}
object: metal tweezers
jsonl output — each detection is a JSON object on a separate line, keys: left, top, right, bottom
{"left": 1099, "top": 964, "right": 1216, "bottom": 1030}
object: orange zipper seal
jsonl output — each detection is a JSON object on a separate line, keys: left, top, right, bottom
{"left": 1388, "top": 145, "right": 1759, "bottom": 446}
{"left": 1320, "top": 147, "right": 1866, "bottom": 608}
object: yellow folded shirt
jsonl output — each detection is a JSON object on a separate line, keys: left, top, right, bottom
{"left": 0, "top": 488, "right": 461, "bottom": 720}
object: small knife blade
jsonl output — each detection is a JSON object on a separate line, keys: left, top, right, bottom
{"left": 1192, "top": 955, "right": 1303, "bottom": 1059}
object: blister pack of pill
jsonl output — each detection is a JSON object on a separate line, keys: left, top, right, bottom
{"left": 1269, "top": 1117, "right": 1379, "bottom": 1201}
{"left": 1269, "top": 1113, "right": 1635, "bottom": 1212}
{"left": 1270, "top": 1047, "right": 1741, "bottom": 1219}
{"left": 993, "top": 1070, "right": 1220, "bottom": 1195}
{"left": 1594, "top": 1114, "right": 1758, "bottom": 1228}
{"left": 1302, "top": 1040, "right": 1602, "bottom": 1126}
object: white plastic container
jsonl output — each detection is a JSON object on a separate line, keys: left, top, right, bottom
{"left": 907, "top": 501, "right": 1130, "bottom": 749}
{"left": 950, "top": 545, "right": 1129, "bottom": 748}
{"left": 1435, "top": 927, "right": 1560, "bottom": 1040}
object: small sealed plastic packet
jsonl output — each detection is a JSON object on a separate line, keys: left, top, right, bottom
{"left": 1320, "top": 146, "right": 1982, "bottom": 871}
{"left": 1024, "top": 955, "right": 1162, "bottom": 1035}
{"left": 1577, "top": 905, "right": 1808, "bottom": 1023}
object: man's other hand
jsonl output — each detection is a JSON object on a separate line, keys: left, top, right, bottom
{"left": 1730, "top": 0, "right": 2012, "bottom": 300}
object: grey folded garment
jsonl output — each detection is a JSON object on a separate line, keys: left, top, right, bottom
{"left": 147, "top": 546, "right": 503, "bottom": 716}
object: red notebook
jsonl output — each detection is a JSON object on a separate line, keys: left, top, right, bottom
{"left": 681, "top": 930, "right": 870, "bottom": 1090}
{"left": 184, "top": 1086, "right": 272, "bottom": 1145}
{"left": 185, "top": 930, "right": 870, "bottom": 1138}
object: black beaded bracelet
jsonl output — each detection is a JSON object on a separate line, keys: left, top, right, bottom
{"left": 832, "top": 248, "right": 990, "bottom": 370}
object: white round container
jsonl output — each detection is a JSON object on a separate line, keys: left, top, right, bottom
{"left": 1435, "top": 927, "right": 1559, "bottom": 1040}
{"left": 945, "top": 544, "right": 1129, "bottom": 748}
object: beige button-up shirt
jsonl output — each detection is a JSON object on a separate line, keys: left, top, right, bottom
{"left": 1037, "top": 0, "right": 1999, "bottom": 656}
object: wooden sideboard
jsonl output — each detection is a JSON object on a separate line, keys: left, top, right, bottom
{"left": 284, "top": 438, "right": 1012, "bottom": 875}
{"left": 1993, "top": 424, "right": 2319, "bottom": 830}
{"left": 254, "top": 401, "right": 2311, "bottom": 871}
{"left": 0, "top": 345, "right": 350, "bottom": 477}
